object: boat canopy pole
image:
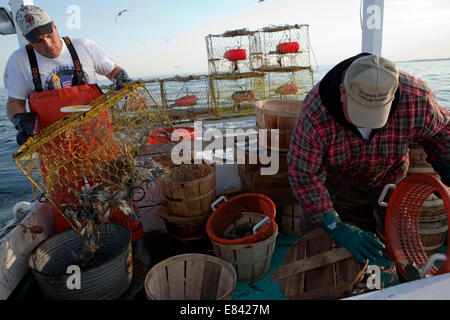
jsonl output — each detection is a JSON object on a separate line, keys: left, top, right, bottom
{"left": 9, "top": 0, "right": 34, "bottom": 47}
{"left": 361, "top": 0, "right": 384, "bottom": 55}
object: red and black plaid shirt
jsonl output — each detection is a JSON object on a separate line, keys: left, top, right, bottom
{"left": 288, "top": 71, "right": 450, "bottom": 226}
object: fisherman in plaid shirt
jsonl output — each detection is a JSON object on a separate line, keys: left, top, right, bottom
{"left": 288, "top": 54, "right": 450, "bottom": 266}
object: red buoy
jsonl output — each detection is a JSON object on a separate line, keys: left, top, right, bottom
{"left": 148, "top": 126, "right": 198, "bottom": 145}
{"left": 275, "top": 83, "right": 298, "bottom": 95}
{"left": 231, "top": 90, "right": 254, "bottom": 103}
{"left": 224, "top": 49, "right": 247, "bottom": 61}
{"left": 175, "top": 95, "right": 197, "bottom": 106}
{"left": 276, "top": 42, "right": 299, "bottom": 54}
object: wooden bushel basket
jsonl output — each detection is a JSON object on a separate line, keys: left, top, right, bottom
{"left": 156, "top": 206, "right": 210, "bottom": 241}
{"left": 160, "top": 164, "right": 216, "bottom": 217}
{"left": 144, "top": 253, "right": 237, "bottom": 300}
{"left": 408, "top": 143, "right": 448, "bottom": 255}
{"left": 272, "top": 229, "right": 367, "bottom": 300}
{"left": 408, "top": 142, "right": 439, "bottom": 175}
{"left": 254, "top": 99, "right": 302, "bottom": 152}
{"left": 211, "top": 222, "right": 278, "bottom": 282}
{"left": 277, "top": 203, "right": 304, "bottom": 236}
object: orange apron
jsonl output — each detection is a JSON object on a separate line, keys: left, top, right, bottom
{"left": 26, "top": 37, "right": 143, "bottom": 241}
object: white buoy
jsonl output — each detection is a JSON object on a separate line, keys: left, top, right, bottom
{"left": 12, "top": 201, "right": 31, "bottom": 218}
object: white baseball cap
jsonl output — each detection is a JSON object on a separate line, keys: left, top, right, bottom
{"left": 343, "top": 55, "right": 399, "bottom": 129}
{"left": 15, "top": 5, "right": 53, "bottom": 42}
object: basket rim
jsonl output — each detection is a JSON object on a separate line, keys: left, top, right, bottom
{"left": 156, "top": 206, "right": 211, "bottom": 221}
{"left": 144, "top": 253, "right": 237, "bottom": 300}
{"left": 160, "top": 164, "right": 215, "bottom": 189}
{"left": 254, "top": 99, "right": 302, "bottom": 117}
{"left": 28, "top": 223, "right": 131, "bottom": 276}
{"left": 211, "top": 223, "right": 279, "bottom": 249}
{"left": 206, "top": 193, "right": 277, "bottom": 245}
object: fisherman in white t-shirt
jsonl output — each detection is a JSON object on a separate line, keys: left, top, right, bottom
{"left": 3, "top": 5, "right": 151, "bottom": 266}
{"left": 4, "top": 5, "right": 132, "bottom": 145}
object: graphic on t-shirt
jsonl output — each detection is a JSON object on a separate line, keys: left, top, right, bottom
{"left": 44, "top": 65, "right": 89, "bottom": 90}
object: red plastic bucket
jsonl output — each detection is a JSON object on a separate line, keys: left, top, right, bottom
{"left": 148, "top": 126, "right": 198, "bottom": 145}
{"left": 206, "top": 193, "right": 276, "bottom": 245}
{"left": 385, "top": 173, "right": 450, "bottom": 277}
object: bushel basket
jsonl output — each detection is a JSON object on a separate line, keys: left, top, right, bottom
{"left": 206, "top": 193, "right": 276, "bottom": 245}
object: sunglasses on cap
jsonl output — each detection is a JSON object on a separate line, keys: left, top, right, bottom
{"left": 25, "top": 22, "right": 53, "bottom": 43}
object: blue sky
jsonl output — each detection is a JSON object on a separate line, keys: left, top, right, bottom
{"left": 1, "top": 0, "right": 450, "bottom": 87}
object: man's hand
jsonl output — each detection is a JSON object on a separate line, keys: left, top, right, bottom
{"left": 113, "top": 69, "right": 132, "bottom": 90}
{"left": 322, "top": 211, "right": 388, "bottom": 265}
{"left": 12, "top": 112, "right": 38, "bottom": 146}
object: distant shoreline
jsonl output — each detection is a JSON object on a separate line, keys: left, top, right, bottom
{"left": 1, "top": 58, "right": 449, "bottom": 90}
{"left": 396, "top": 57, "right": 450, "bottom": 63}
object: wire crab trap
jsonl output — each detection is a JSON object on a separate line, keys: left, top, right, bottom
{"left": 157, "top": 74, "right": 214, "bottom": 122}
{"left": 142, "top": 79, "right": 164, "bottom": 110}
{"left": 263, "top": 66, "right": 314, "bottom": 100}
{"left": 13, "top": 83, "right": 172, "bottom": 250}
{"left": 209, "top": 72, "right": 265, "bottom": 118}
{"left": 249, "top": 24, "right": 312, "bottom": 72}
{"left": 206, "top": 28, "right": 254, "bottom": 75}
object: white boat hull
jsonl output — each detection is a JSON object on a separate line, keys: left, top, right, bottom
{"left": 0, "top": 202, "right": 54, "bottom": 299}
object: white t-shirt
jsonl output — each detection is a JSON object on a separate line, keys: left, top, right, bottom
{"left": 4, "top": 37, "right": 116, "bottom": 100}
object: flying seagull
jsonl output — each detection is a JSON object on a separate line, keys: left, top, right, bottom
{"left": 115, "top": 9, "right": 130, "bottom": 23}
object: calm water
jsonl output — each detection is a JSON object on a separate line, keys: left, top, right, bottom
{"left": 0, "top": 59, "right": 449, "bottom": 224}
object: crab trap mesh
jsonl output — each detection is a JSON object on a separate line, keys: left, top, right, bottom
{"left": 249, "top": 24, "right": 312, "bottom": 72}
{"left": 157, "top": 75, "right": 214, "bottom": 122}
{"left": 209, "top": 72, "right": 265, "bottom": 118}
{"left": 142, "top": 80, "right": 164, "bottom": 111}
{"left": 263, "top": 67, "right": 314, "bottom": 100}
{"left": 206, "top": 28, "right": 254, "bottom": 75}
{"left": 13, "top": 84, "right": 172, "bottom": 247}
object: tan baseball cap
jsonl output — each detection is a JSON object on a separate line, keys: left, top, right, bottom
{"left": 15, "top": 5, "right": 53, "bottom": 42}
{"left": 343, "top": 55, "right": 399, "bottom": 129}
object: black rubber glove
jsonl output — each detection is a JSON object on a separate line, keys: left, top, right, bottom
{"left": 12, "top": 112, "right": 38, "bottom": 146}
{"left": 113, "top": 69, "right": 132, "bottom": 90}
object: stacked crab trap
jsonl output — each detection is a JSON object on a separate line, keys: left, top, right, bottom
{"left": 206, "top": 28, "right": 265, "bottom": 118}
{"left": 249, "top": 24, "right": 314, "bottom": 101}
{"left": 205, "top": 24, "right": 313, "bottom": 119}
{"left": 143, "top": 75, "right": 213, "bottom": 123}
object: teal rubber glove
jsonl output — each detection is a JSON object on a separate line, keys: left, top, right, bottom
{"left": 322, "top": 211, "right": 386, "bottom": 265}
